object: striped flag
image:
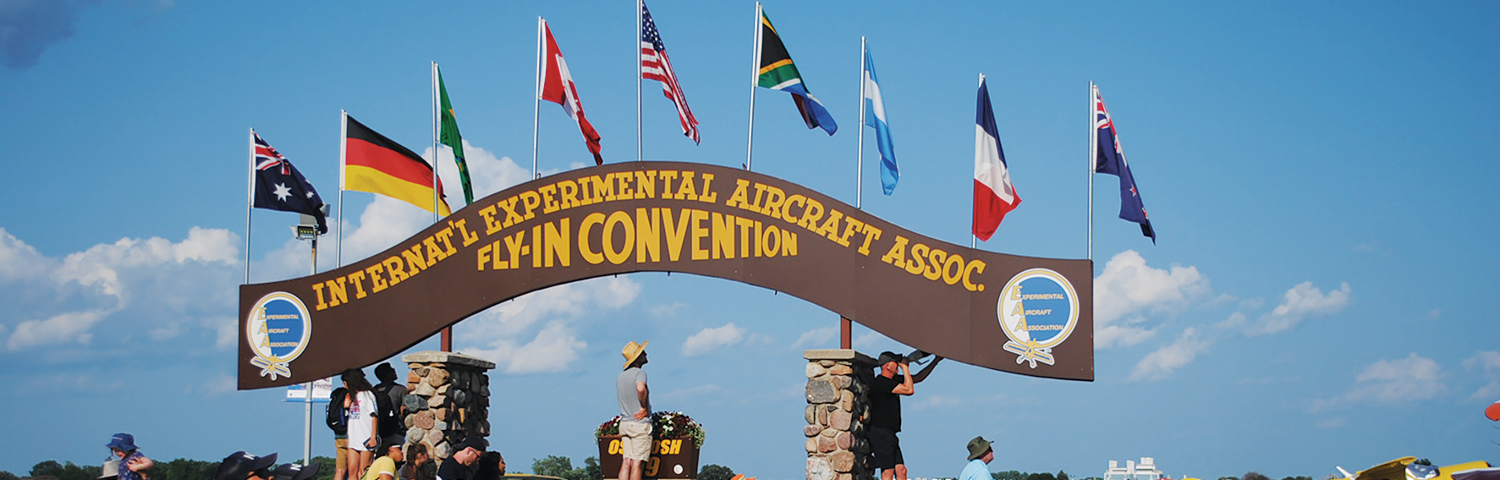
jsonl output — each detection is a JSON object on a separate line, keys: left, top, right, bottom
{"left": 540, "top": 19, "right": 604, "bottom": 165}
{"left": 862, "top": 45, "right": 897, "bottom": 195}
{"left": 342, "top": 114, "right": 452, "bottom": 216}
{"left": 757, "top": 8, "right": 836, "bottom": 135}
{"left": 640, "top": 1, "right": 699, "bottom": 144}
{"left": 973, "top": 76, "right": 1020, "bottom": 241}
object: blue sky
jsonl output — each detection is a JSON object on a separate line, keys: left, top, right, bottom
{"left": 1, "top": 0, "right": 1497, "bottom": 478}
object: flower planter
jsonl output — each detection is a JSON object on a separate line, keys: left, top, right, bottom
{"left": 597, "top": 434, "right": 700, "bottom": 480}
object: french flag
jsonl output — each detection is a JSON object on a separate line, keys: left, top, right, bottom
{"left": 972, "top": 76, "right": 1020, "bottom": 242}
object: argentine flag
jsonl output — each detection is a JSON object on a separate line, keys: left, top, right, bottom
{"left": 863, "top": 47, "right": 898, "bottom": 195}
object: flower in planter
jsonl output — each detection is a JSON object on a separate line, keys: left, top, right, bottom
{"left": 595, "top": 412, "right": 706, "bottom": 448}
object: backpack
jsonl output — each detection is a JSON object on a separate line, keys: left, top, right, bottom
{"left": 372, "top": 384, "right": 403, "bottom": 436}
{"left": 326, "top": 388, "right": 348, "bottom": 435}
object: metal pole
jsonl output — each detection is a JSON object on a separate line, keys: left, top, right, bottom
{"left": 972, "top": 74, "right": 984, "bottom": 251}
{"left": 337, "top": 110, "right": 347, "bottom": 268}
{"left": 303, "top": 234, "right": 317, "bottom": 465}
{"left": 431, "top": 61, "right": 440, "bottom": 224}
{"left": 745, "top": 3, "right": 761, "bottom": 171}
{"left": 636, "top": 0, "right": 643, "bottom": 162}
{"left": 856, "top": 37, "right": 866, "bottom": 210}
{"left": 245, "top": 129, "right": 255, "bottom": 285}
{"left": 1088, "top": 82, "right": 1096, "bottom": 261}
{"left": 532, "top": 17, "right": 544, "bottom": 180}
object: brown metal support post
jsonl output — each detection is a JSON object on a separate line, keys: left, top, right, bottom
{"left": 840, "top": 316, "right": 851, "bottom": 349}
{"left": 441, "top": 327, "right": 452, "bottom": 352}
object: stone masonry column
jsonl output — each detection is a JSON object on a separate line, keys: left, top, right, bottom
{"left": 400, "top": 351, "right": 495, "bottom": 461}
{"left": 804, "top": 349, "right": 876, "bottom": 480}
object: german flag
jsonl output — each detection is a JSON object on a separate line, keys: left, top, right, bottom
{"left": 342, "top": 114, "right": 452, "bottom": 216}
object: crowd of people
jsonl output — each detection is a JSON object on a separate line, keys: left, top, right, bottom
{"left": 96, "top": 346, "right": 1002, "bottom": 480}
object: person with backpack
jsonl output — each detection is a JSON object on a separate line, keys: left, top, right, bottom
{"left": 373, "top": 363, "right": 407, "bottom": 449}
{"left": 342, "top": 368, "right": 379, "bottom": 480}
{"left": 328, "top": 387, "right": 351, "bottom": 480}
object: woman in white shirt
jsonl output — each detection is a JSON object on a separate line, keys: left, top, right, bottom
{"left": 342, "top": 368, "right": 380, "bottom": 480}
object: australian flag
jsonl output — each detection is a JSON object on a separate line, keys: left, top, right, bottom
{"left": 252, "top": 130, "right": 327, "bottom": 233}
{"left": 1093, "top": 85, "right": 1155, "bottom": 243}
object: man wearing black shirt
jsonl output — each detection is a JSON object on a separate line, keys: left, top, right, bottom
{"left": 436, "top": 437, "right": 485, "bottom": 480}
{"left": 868, "top": 351, "right": 942, "bottom": 480}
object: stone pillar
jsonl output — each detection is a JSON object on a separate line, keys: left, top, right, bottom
{"left": 804, "top": 349, "right": 875, "bottom": 480}
{"left": 401, "top": 351, "right": 495, "bottom": 461}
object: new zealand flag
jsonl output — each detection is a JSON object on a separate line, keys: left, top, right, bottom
{"left": 252, "top": 130, "right": 327, "bottom": 233}
{"left": 1093, "top": 85, "right": 1155, "bottom": 243}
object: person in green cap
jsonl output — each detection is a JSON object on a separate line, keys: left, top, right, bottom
{"left": 959, "top": 436, "right": 994, "bottom": 480}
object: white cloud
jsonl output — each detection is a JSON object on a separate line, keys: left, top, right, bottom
{"left": 0, "top": 228, "right": 54, "bottom": 280}
{"left": 1424, "top": 309, "right": 1441, "bottom": 321}
{"left": 458, "top": 277, "right": 641, "bottom": 373}
{"left": 1128, "top": 327, "right": 1212, "bottom": 381}
{"left": 791, "top": 327, "right": 839, "bottom": 351}
{"left": 649, "top": 302, "right": 686, "bottom": 318}
{"left": 682, "top": 323, "right": 746, "bottom": 357}
{"left": 209, "top": 316, "right": 238, "bottom": 350}
{"left": 466, "top": 322, "right": 588, "bottom": 374}
{"left": 1245, "top": 281, "right": 1351, "bottom": 336}
{"left": 1094, "top": 250, "right": 1209, "bottom": 349}
{"left": 203, "top": 373, "right": 237, "bottom": 396}
{"left": 1316, "top": 417, "right": 1347, "bottom": 429}
{"left": 1464, "top": 351, "right": 1500, "bottom": 400}
{"left": 7, "top": 309, "right": 110, "bottom": 350}
{"left": 1333, "top": 353, "right": 1446, "bottom": 405}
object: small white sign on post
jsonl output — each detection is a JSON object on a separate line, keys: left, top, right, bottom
{"left": 285, "top": 377, "right": 334, "bottom": 403}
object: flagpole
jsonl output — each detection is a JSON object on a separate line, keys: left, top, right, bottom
{"left": 1087, "top": 82, "right": 1096, "bottom": 262}
{"left": 532, "top": 17, "right": 544, "bottom": 180}
{"left": 972, "top": 73, "right": 984, "bottom": 251}
{"left": 245, "top": 128, "right": 255, "bottom": 285}
{"left": 636, "top": 0, "right": 643, "bottom": 162}
{"left": 431, "top": 61, "right": 440, "bottom": 225}
{"left": 856, "top": 37, "right": 866, "bottom": 210}
{"left": 337, "top": 110, "right": 347, "bottom": 268}
{"left": 744, "top": 2, "right": 761, "bottom": 171}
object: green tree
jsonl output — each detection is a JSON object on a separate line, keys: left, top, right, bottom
{"left": 1282, "top": 476, "right": 1313, "bottom": 480}
{"left": 580, "top": 457, "right": 601, "bottom": 480}
{"left": 533, "top": 456, "right": 576, "bottom": 478}
{"left": 1, "top": 471, "right": 19, "bottom": 480}
{"left": 700, "top": 465, "right": 735, "bottom": 480}
{"left": 1243, "top": 472, "right": 1272, "bottom": 480}
{"left": 1058, "top": 471, "right": 1070, "bottom": 480}
{"left": 148, "top": 458, "right": 217, "bottom": 480}
{"left": 1026, "top": 473, "right": 1057, "bottom": 480}
{"left": 1220, "top": 477, "right": 1241, "bottom": 480}
{"left": 994, "top": 471, "right": 1026, "bottom": 480}
{"left": 30, "top": 461, "right": 98, "bottom": 480}
{"left": 530, "top": 456, "right": 599, "bottom": 480}
{"left": 31, "top": 461, "right": 64, "bottom": 478}
{"left": 308, "top": 457, "right": 337, "bottom": 480}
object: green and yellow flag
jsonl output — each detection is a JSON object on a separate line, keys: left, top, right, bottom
{"left": 437, "top": 66, "right": 473, "bottom": 205}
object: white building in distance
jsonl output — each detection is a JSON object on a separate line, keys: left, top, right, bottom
{"left": 1105, "top": 458, "right": 1168, "bottom": 480}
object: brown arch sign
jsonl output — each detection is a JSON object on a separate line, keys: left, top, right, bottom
{"left": 238, "top": 161, "right": 1093, "bottom": 390}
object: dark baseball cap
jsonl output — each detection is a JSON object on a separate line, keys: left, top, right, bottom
{"left": 215, "top": 451, "right": 278, "bottom": 480}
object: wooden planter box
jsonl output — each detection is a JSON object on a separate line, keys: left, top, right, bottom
{"left": 597, "top": 434, "right": 700, "bottom": 480}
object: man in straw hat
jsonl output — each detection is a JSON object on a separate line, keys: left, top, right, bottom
{"left": 958, "top": 436, "right": 995, "bottom": 480}
{"left": 616, "top": 340, "right": 653, "bottom": 480}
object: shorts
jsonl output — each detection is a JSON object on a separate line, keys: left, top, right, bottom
{"left": 619, "top": 420, "right": 654, "bottom": 461}
{"left": 868, "top": 427, "right": 903, "bottom": 470}
{"left": 335, "top": 438, "right": 348, "bottom": 470}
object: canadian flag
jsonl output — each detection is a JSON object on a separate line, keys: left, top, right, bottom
{"left": 972, "top": 77, "right": 1020, "bottom": 242}
{"left": 539, "top": 19, "right": 603, "bottom": 165}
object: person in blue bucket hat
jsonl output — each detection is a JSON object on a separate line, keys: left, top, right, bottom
{"left": 105, "top": 433, "right": 153, "bottom": 480}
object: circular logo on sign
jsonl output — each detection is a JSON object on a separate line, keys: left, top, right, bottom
{"left": 996, "top": 268, "right": 1079, "bottom": 368}
{"left": 246, "top": 292, "right": 312, "bottom": 380}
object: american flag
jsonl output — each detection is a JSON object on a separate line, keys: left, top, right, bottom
{"left": 640, "top": 1, "right": 699, "bottom": 144}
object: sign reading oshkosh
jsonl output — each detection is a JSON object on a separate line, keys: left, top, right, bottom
{"left": 238, "top": 161, "right": 1093, "bottom": 389}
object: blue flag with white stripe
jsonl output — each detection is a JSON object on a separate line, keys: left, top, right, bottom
{"left": 863, "top": 46, "right": 898, "bottom": 195}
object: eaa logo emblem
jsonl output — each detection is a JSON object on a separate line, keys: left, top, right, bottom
{"left": 246, "top": 292, "right": 313, "bottom": 380}
{"left": 996, "top": 268, "right": 1079, "bottom": 368}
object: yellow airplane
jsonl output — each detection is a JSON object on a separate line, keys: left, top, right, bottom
{"left": 1336, "top": 457, "right": 1494, "bottom": 480}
